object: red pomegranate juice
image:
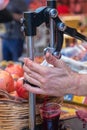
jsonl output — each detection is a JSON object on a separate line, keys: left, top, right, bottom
{"left": 40, "top": 103, "right": 61, "bottom": 130}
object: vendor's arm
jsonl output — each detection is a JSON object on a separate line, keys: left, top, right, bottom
{"left": 0, "top": 9, "right": 13, "bottom": 23}
{"left": 0, "top": 0, "right": 28, "bottom": 23}
{"left": 23, "top": 52, "right": 87, "bottom": 97}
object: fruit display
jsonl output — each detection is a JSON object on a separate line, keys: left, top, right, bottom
{"left": 0, "top": 62, "right": 25, "bottom": 99}
{"left": 0, "top": 58, "right": 46, "bottom": 100}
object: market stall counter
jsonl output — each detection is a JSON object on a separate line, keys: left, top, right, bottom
{"left": 34, "top": 103, "right": 87, "bottom": 130}
{"left": 22, "top": 112, "right": 87, "bottom": 130}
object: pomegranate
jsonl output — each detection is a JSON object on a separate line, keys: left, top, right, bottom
{"left": 15, "top": 78, "right": 29, "bottom": 99}
{"left": 0, "top": 69, "right": 14, "bottom": 93}
{"left": 5, "top": 64, "right": 24, "bottom": 78}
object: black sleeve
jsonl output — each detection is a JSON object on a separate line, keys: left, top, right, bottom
{"left": 0, "top": 9, "right": 13, "bottom": 23}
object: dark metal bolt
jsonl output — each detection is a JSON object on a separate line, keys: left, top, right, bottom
{"left": 49, "top": 8, "right": 58, "bottom": 18}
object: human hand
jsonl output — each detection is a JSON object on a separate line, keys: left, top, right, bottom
{"left": 23, "top": 52, "right": 77, "bottom": 97}
{"left": 12, "top": 13, "right": 23, "bottom": 21}
{"left": 76, "top": 110, "right": 87, "bottom": 123}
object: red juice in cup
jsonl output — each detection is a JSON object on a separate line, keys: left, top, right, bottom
{"left": 39, "top": 103, "right": 61, "bottom": 130}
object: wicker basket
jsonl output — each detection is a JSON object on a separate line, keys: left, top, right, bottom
{"left": 0, "top": 89, "right": 63, "bottom": 130}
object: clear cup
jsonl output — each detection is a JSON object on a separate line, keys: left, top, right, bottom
{"left": 39, "top": 102, "right": 61, "bottom": 130}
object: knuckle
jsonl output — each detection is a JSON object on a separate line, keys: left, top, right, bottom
{"left": 40, "top": 78, "right": 46, "bottom": 85}
{"left": 43, "top": 69, "right": 50, "bottom": 75}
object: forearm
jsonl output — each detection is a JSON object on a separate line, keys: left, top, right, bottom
{"left": 65, "top": 72, "right": 87, "bottom": 96}
{"left": 0, "top": 9, "right": 13, "bottom": 23}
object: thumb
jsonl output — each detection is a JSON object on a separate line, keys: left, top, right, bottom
{"left": 45, "top": 52, "right": 65, "bottom": 68}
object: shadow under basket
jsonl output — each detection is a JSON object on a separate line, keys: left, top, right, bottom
{"left": 0, "top": 90, "right": 63, "bottom": 130}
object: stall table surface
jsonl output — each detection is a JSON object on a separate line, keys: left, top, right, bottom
{"left": 22, "top": 103, "right": 87, "bottom": 130}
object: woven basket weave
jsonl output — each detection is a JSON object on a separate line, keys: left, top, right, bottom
{"left": 0, "top": 89, "right": 63, "bottom": 130}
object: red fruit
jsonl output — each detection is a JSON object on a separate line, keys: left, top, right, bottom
{"left": 5, "top": 64, "right": 24, "bottom": 78}
{"left": 34, "top": 56, "right": 43, "bottom": 64}
{"left": 11, "top": 74, "right": 20, "bottom": 80}
{"left": 0, "top": 69, "right": 14, "bottom": 93}
{"left": 15, "top": 79, "right": 29, "bottom": 99}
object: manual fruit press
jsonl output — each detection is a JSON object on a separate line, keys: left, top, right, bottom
{"left": 21, "top": 0, "right": 87, "bottom": 130}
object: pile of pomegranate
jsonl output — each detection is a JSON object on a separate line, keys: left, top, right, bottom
{"left": 0, "top": 63, "right": 29, "bottom": 99}
{"left": 0, "top": 56, "right": 44, "bottom": 100}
